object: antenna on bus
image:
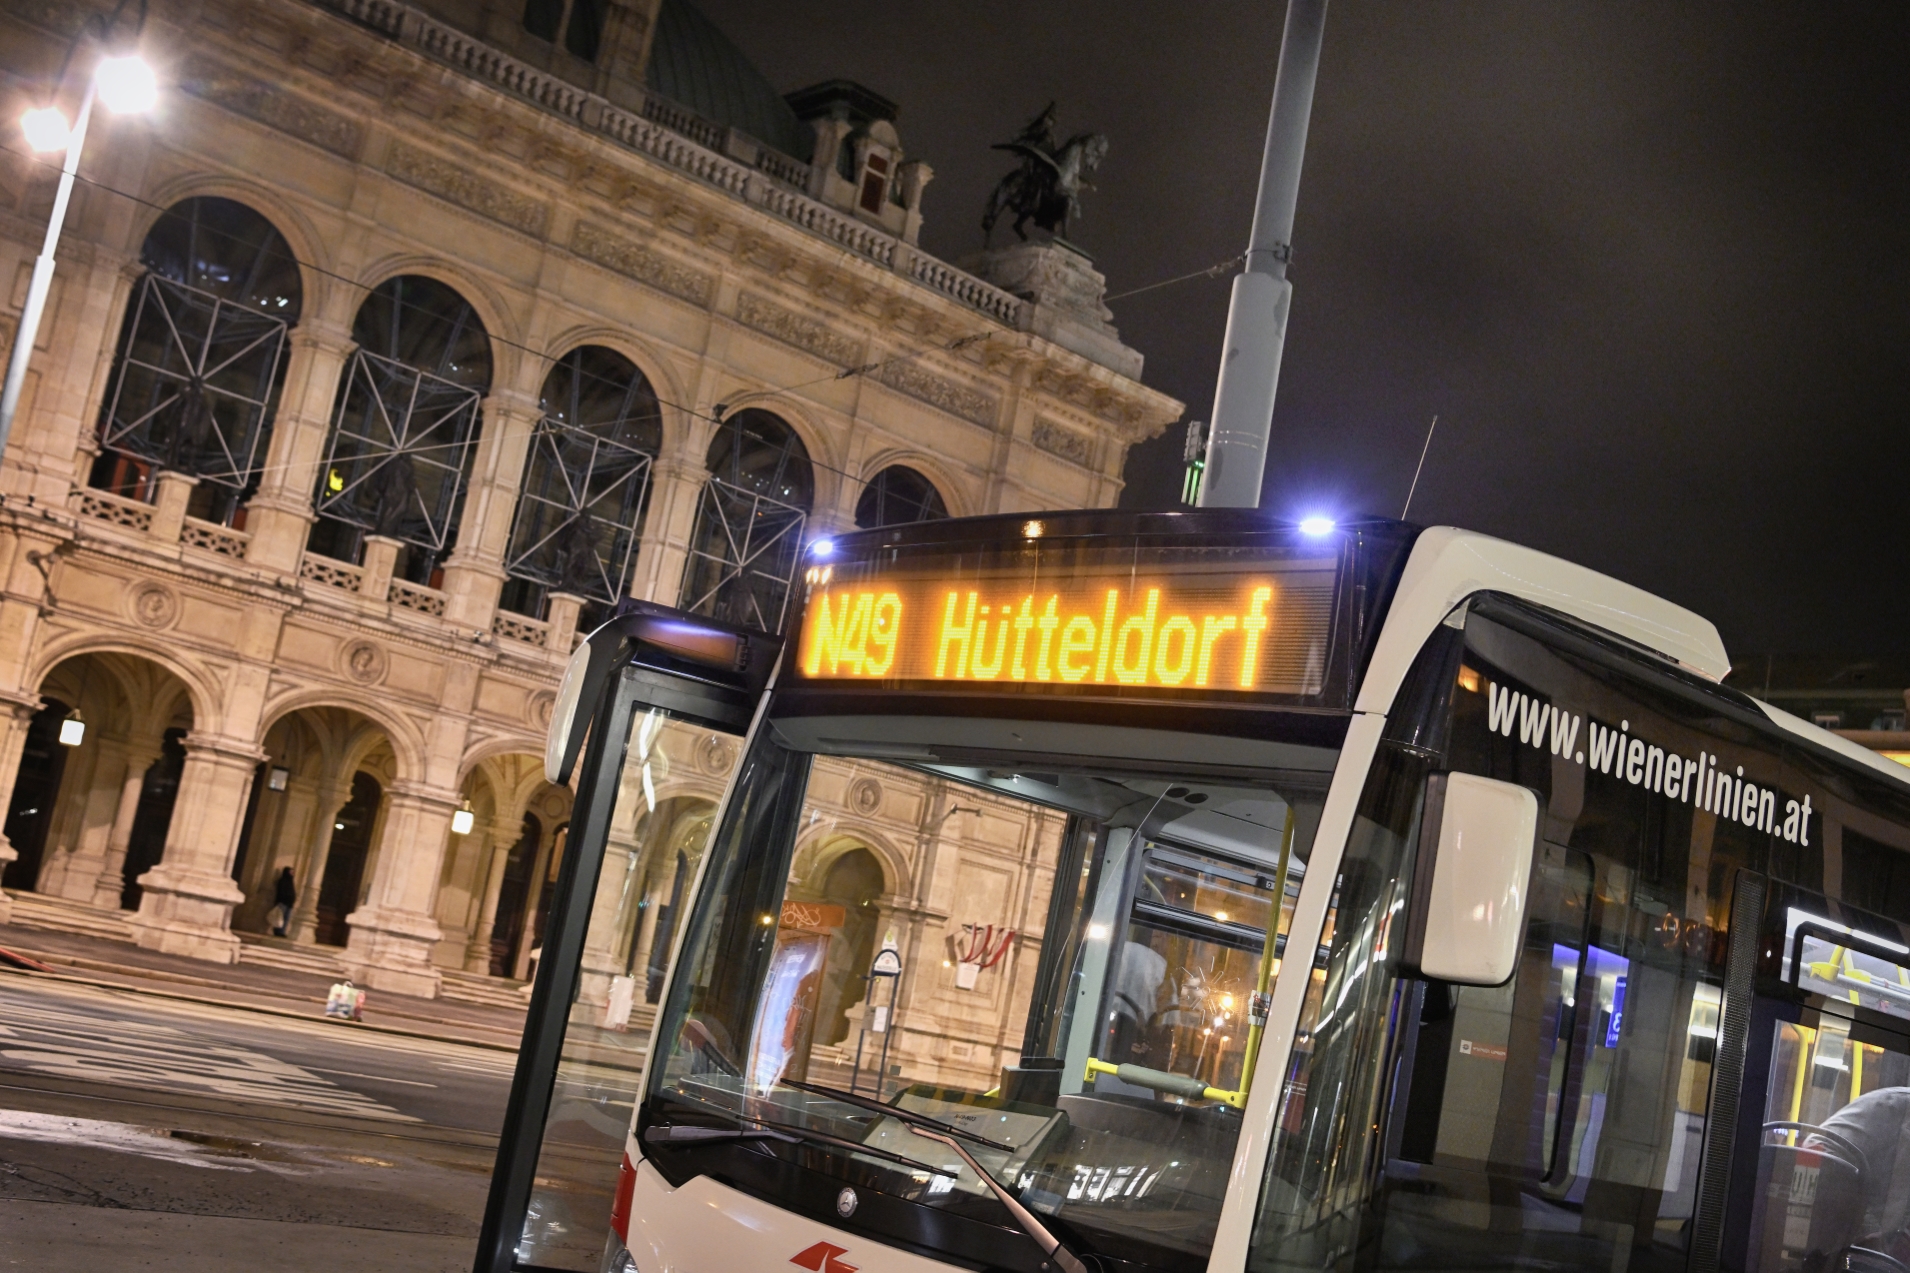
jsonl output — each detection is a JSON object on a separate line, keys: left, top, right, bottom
{"left": 1400, "top": 415, "right": 1438, "bottom": 521}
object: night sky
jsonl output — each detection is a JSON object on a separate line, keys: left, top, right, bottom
{"left": 696, "top": 0, "right": 1910, "bottom": 662}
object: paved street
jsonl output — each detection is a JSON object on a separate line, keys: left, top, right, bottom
{"left": 0, "top": 974, "right": 517, "bottom": 1271}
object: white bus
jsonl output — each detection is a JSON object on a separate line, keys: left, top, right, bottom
{"left": 475, "top": 511, "right": 1910, "bottom": 1273}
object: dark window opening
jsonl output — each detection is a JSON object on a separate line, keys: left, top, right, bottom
{"left": 854, "top": 464, "right": 947, "bottom": 529}
{"left": 500, "top": 346, "right": 661, "bottom": 626}
{"left": 564, "top": 0, "right": 605, "bottom": 61}
{"left": 94, "top": 197, "right": 302, "bottom": 526}
{"left": 307, "top": 275, "right": 490, "bottom": 585}
{"left": 521, "top": 0, "right": 562, "bottom": 41}
{"left": 681, "top": 410, "right": 812, "bottom": 631}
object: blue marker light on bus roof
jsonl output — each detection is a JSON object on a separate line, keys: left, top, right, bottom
{"left": 1298, "top": 517, "right": 1335, "bottom": 537}
{"left": 810, "top": 537, "right": 836, "bottom": 559}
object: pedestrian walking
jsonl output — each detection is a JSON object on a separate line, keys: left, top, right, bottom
{"left": 270, "top": 866, "right": 296, "bottom": 937}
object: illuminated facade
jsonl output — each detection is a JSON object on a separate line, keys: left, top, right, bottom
{"left": 0, "top": 0, "right": 1178, "bottom": 996}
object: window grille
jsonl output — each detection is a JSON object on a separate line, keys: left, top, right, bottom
{"left": 680, "top": 410, "right": 812, "bottom": 632}
{"left": 502, "top": 346, "right": 662, "bottom": 619}
{"left": 92, "top": 197, "right": 301, "bottom": 523}
{"left": 308, "top": 276, "right": 491, "bottom": 583}
{"left": 314, "top": 350, "right": 483, "bottom": 575}
{"left": 854, "top": 464, "right": 948, "bottom": 529}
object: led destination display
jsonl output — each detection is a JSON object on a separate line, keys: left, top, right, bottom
{"left": 795, "top": 556, "right": 1338, "bottom": 696}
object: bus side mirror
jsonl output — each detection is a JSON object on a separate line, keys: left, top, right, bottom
{"left": 1402, "top": 773, "right": 1539, "bottom": 986}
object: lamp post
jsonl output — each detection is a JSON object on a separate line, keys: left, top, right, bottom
{"left": 0, "top": 9, "right": 156, "bottom": 465}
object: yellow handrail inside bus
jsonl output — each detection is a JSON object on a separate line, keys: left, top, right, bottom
{"left": 1082, "top": 808, "right": 1299, "bottom": 1114}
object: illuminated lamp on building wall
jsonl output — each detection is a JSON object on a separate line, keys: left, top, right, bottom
{"left": 58, "top": 709, "right": 84, "bottom": 747}
{"left": 451, "top": 802, "right": 476, "bottom": 836}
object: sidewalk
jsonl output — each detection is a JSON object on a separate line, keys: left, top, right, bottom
{"left": 0, "top": 922, "right": 527, "bottom": 1051}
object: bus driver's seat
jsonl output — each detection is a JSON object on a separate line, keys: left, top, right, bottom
{"left": 1753, "top": 1121, "right": 1897, "bottom": 1272}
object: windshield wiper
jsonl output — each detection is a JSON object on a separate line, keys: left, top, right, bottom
{"left": 780, "top": 1079, "right": 1017, "bottom": 1154}
{"left": 645, "top": 1102, "right": 958, "bottom": 1179}
{"left": 908, "top": 1126, "right": 1088, "bottom": 1273}
{"left": 644, "top": 1124, "right": 799, "bottom": 1146}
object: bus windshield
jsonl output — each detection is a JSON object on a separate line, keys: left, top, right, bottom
{"left": 642, "top": 722, "right": 1335, "bottom": 1272}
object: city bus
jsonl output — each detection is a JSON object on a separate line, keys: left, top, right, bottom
{"left": 473, "top": 510, "right": 1910, "bottom": 1273}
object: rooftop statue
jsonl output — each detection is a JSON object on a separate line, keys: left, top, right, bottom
{"left": 982, "top": 103, "right": 1108, "bottom": 245}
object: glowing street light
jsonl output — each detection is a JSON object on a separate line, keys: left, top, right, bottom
{"left": 94, "top": 55, "right": 158, "bottom": 114}
{"left": 1298, "top": 516, "right": 1335, "bottom": 537}
{"left": 0, "top": 21, "right": 157, "bottom": 464}
{"left": 19, "top": 106, "right": 71, "bottom": 153}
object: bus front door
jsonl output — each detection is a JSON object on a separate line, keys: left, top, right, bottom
{"left": 473, "top": 603, "right": 777, "bottom": 1273}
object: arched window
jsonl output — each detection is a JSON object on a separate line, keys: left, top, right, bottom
{"left": 854, "top": 464, "right": 948, "bottom": 529}
{"left": 500, "top": 346, "right": 662, "bottom": 623}
{"left": 681, "top": 409, "right": 812, "bottom": 631}
{"left": 93, "top": 197, "right": 302, "bottom": 525}
{"left": 308, "top": 276, "right": 491, "bottom": 585}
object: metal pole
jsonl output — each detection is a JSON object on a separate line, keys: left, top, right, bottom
{"left": 0, "top": 79, "right": 96, "bottom": 462}
{"left": 1196, "top": 0, "right": 1329, "bottom": 509}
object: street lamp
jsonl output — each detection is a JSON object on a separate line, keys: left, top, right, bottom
{"left": 0, "top": 4, "right": 156, "bottom": 464}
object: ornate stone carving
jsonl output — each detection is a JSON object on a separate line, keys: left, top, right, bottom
{"left": 127, "top": 581, "right": 179, "bottom": 630}
{"left": 696, "top": 732, "right": 735, "bottom": 776}
{"left": 338, "top": 639, "right": 388, "bottom": 686}
{"left": 181, "top": 55, "right": 363, "bottom": 158}
{"left": 1031, "top": 418, "right": 1094, "bottom": 467}
{"left": 872, "top": 361, "right": 998, "bottom": 428}
{"left": 736, "top": 293, "right": 861, "bottom": 366}
{"left": 529, "top": 688, "right": 556, "bottom": 731}
{"left": 848, "top": 776, "right": 883, "bottom": 816}
{"left": 570, "top": 221, "right": 714, "bottom": 306}
{"left": 386, "top": 142, "right": 550, "bottom": 237}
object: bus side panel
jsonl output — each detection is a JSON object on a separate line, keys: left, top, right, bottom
{"left": 1248, "top": 599, "right": 1785, "bottom": 1271}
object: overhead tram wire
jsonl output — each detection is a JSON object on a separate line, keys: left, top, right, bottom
{"left": 0, "top": 138, "right": 1002, "bottom": 493}
{"left": 1102, "top": 254, "right": 1246, "bottom": 304}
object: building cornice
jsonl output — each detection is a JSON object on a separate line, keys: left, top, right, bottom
{"left": 138, "top": 0, "right": 1179, "bottom": 440}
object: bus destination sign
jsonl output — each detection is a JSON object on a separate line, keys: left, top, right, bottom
{"left": 795, "top": 558, "right": 1337, "bottom": 696}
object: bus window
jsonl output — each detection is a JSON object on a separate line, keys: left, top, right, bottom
{"left": 1726, "top": 737, "right": 1910, "bottom": 1273}
{"left": 644, "top": 730, "right": 1332, "bottom": 1273}
{"left": 1250, "top": 599, "right": 1779, "bottom": 1271}
{"left": 1745, "top": 1013, "right": 1910, "bottom": 1270}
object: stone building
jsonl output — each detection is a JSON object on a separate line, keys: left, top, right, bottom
{"left": 0, "top": 0, "right": 1177, "bottom": 998}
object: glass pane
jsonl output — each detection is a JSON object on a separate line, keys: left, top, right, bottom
{"left": 1784, "top": 907, "right": 1910, "bottom": 1026}
{"left": 1746, "top": 1020, "right": 1910, "bottom": 1271}
{"left": 647, "top": 740, "right": 1333, "bottom": 1272}
{"left": 513, "top": 710, "right": 741, "bottom": 1270}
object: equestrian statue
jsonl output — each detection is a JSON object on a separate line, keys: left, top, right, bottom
{"left": 981, "top": 103, "right": 1109, "bottom": 245}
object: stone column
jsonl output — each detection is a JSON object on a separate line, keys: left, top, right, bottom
{"left": 578, "top": 818, "right": 643, "bottom": 1010}
{"left": 342, "top": 782, "right": 460, "bottom": 997}
{"left": 127, "top": 732, "right": 267, "bottom": 963}
{"left": 441, "top": 391, "right": 541, "bottom": 634}
{"left": 464, "top": 815, "right": 518, "bottom": 975}
{"left": 244, "top": 324, "right": 356, "bottom": 574}
{"left": 149, "top": 471, "right": 198, "bottom": 544}
{"left": 545, "top": 592, "right": 587, "bottom": 652}
{"left": 513, "top": 821, "right": 561, "bottom": 981}
{"left": 0, "top": 696, "right": 37, "bottom": 925}
{"left": 627, "top": 457, "right": 711, "bottom": 607}
{"left": 359, "top": 535, "right": 402, "bottom": 605}
{"left": 90, "top": 745, "right": 160, "bottom": 909}
{"left": 288, "top": 777, "right": 350, "bottom": 945}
